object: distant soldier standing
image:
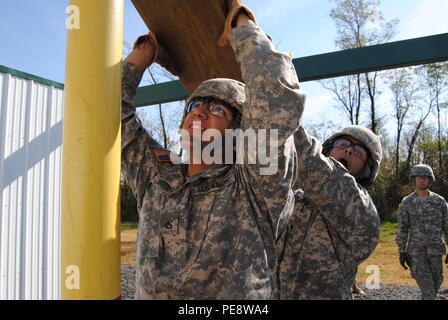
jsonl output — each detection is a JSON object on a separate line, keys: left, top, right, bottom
{"left": 396, "top": 164, "right": 448, "bottom": 300}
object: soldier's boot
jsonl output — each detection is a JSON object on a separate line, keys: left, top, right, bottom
{"left": 420, "top": 289, "right": 436, "bottom": 300}
{"left": 414, "top": 275, "right": 437, "bottom": 300}
{"left": 352, "top": 282, "right": 365, "bottom": 295}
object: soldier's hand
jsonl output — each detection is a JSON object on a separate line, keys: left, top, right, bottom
{"left": 126, "top": 33, "right": 179, "bottom": 75}
{"left": 218, "top": 0, "right": 256, "bottom": 47}
{"left": 399, "top": 252, "right": 410, "bottom": 270}
{"left": 147, "top": 32, "right": 179, "bottom": 76}
{"left": 125, "top": 34, "right": 156, "bottom": 72}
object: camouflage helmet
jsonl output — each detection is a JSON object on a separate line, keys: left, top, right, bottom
{"left": 180, "top": 78, "right": 245, "bottom": 129}
{"left": 409, "top": 164, "right": 435, "bottom": 182}
{"left": 322, "top": 125, "right": 383, "bottom": 187}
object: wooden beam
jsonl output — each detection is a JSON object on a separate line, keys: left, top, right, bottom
{"left": 131, "top": 0, "right": 241, "bottom": 93}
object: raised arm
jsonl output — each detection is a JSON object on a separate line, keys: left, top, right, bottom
{"left": 121, "top": 40, "right": 162, "bottom": 208}
{"left": 223, "top": 8, "right": 306, "bottom": 239}
{"left": 294, "top": 126, "right": 380, "bottom": 262}
{"left": 230, "top": 16, "right": 305, "bottom": 145}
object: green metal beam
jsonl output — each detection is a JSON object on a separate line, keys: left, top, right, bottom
{"left": 134, "top": 79, "right": 188, "bottom": 107}
{"left": 0, "top": 64, "right": 65, "bottom": 89}
{"left": 135, "top": 33, "right": 448, "bottom": 107}
{"left": 296, "top": 32, "right": 448, "bottom": 81}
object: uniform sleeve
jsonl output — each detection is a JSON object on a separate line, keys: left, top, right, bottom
{"left": 293, "top": 126, "right": 380, "bottom": 263}
{"left": 121, "top": 61, "right": 162, "bottom": 208}
{"left": 396, "top": 200, "right": 410, "bottom": 253}
{"left": 442, "top": 199, "right": 448, "bottom": 246}
{"left": 229, "top": 24, "right": 305, "bottom": 145}
{"left": 228, "top": 24, "right": 305, "bottom": 238}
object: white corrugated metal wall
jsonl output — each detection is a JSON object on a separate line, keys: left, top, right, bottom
{"left": 0, "top": 69, "right": 63, "bottom": 300}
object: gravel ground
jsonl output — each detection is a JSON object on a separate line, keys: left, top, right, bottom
{"left": 353, "top": 285, "right": 448, "bottom": 300}
{"left": 121, "top": 265, "right": 448, "bottom": 300}
{"left": 121, "top": 265, "right": 136, "bottom": 300}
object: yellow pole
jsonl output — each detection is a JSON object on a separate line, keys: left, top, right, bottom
{"left": 61, "top": 0, "right": 123, "bottom": 300}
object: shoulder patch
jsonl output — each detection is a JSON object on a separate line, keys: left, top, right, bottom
{"left": 153, "top": 149, "right": 172, "bottom": 162}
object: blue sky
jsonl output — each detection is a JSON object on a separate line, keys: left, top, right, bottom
{"left": 0, "top": 0, "right": 447, "bottom": 127}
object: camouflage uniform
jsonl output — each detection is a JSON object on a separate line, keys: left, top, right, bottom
{"left": 396, "top": 165, "right": 448, "bottom": 300}
{"left": 121, "top": 24, "right": 305, "bottom": 299}
{"left": 276, "top": 126, "right": 381, "bottom": 300}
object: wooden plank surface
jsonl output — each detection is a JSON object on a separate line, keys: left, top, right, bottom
{"left": 131, "top": 0, "right": 242, "bottom": 93}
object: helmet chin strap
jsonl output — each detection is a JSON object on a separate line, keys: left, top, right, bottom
{"left": 353, "top": 162, "right": 371, "bottom": 180}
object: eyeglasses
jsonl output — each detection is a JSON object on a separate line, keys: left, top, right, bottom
{"left": 187, "top": 97, "right": 234, "bottom": 117}
{"left": 332, "top": 138, "right": 369, "bottom": 160}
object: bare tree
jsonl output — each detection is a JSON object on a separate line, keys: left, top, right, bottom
{"left": 147, "top": 70, "right": 169, "bottom": 148}
{"left": 404, "top": 101, "right": 432, "bottom": 170}
{"left": 321, "top": 75, "right": 363, "bottom": 125}
{"left": 388, "top": 67, "right": 417, "bottom": 175}
{"left": 324, "top": 0, "right": 398, "bottom": 133}
{"left": 417, "top": 63, "right": 448, "bottom": 170}
{"left": 302, "top": 119, "right": 340, "bottom": 142}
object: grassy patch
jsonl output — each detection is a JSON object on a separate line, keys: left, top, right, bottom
{"left": 356, "top": 222, "right": 448, "bottom": 287}
{"left": 121, "top": 221, "right": 138, "bottom": 229}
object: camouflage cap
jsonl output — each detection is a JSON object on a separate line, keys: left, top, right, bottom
{"left": 322, "top": 125, "right": 382, "bottom": 187}
{"left": 180, "top": 78, "right": 245, "bottom": 129}
{"left": 409, "top": 164, "right": 435, "bottom": 182}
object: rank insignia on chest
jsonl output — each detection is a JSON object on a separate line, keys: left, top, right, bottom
{"left": 153, "top": 149, "right": 172, "bottom": 162}
{"left": 196, "top": 178, "right": 230, "bottom": 193}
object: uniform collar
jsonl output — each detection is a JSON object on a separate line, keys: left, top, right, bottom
{"left": 186, "top": 164, "right": 232, "bottom": 183}
{"left": 411, "top": 190, "right": 434, "bottom": 201}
